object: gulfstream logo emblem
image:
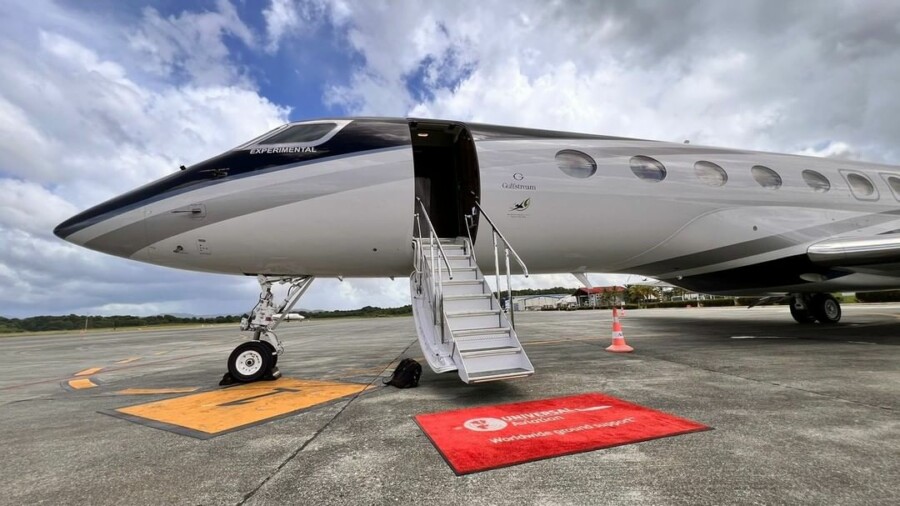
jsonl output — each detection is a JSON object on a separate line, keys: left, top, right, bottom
{"left": 249, "top": 146, "right": 317, "bottom": 155}
{"left": 510, "top": 198, "right": 531, "bottom": 211}
{"left": 501, "top": 172, "right": 536, "bottom": 190}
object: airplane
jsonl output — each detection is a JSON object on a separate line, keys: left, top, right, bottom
{"left": 274, "top": 313, "right": 306, "bottom": 322}
{"left": 54, "top": 118, "right": 900, "bottom": 384}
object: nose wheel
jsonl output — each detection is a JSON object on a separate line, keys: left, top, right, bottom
{"left": 227, "top": 341, "right": 275, "bottom": 382}
{"left": 220, "top": 275, "right": 314, "bottom": 385}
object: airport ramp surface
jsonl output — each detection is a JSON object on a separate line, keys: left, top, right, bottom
{"left": 1, "top": 307, "right": 897, "bottom": 505}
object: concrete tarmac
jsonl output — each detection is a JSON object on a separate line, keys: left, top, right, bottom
{"left": 1, "top": 305, "right": 898, "bottom": 505}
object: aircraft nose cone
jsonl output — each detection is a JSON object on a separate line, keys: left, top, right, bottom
{"left": 54, "top": 212, "right": 88, "bottom": 243}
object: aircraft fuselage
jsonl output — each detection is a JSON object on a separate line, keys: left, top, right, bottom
{"left": 55, "top": 118, "right": 900, "bottom": 296}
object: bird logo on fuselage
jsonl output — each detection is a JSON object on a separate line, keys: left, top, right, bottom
{"left": 510, "top": 198, "right": 531, "bottom": 211}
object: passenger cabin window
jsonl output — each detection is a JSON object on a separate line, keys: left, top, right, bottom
{"left": 802, "top": 170, "right": 831, "bottom": 193}
{"left": 882, "top": 173, "right": 900, "bottom": 201}
{"left": 751, "top": 165, "right": 782, "bottom": 189}
{"left": 258, "top": 123, "right": 337, "bottom": 145}
{"left": 555, "top": 150, "right": 597, "bottom": 178}
{"left": 842, "top": 171, "right": 878, "bottom": 200}
{"left": 630, "top": 156, "right": 666, "bottom": 182}
{"left": 694, "top": 161, "right": 727, "bottom": 186}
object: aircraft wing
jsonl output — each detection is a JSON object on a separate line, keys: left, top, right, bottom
{"left": 808, "top": 235, "right": 900, "bottom": 273}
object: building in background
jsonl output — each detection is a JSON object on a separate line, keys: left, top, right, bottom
{"left": 572, "top": 287, "right": 626, "bottom": 308}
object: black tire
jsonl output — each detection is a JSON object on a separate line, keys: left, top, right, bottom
{"left": 810, "top": 294, "right": 841, "bottom": 324}
{"left": 227, "top": 341, "right": 274, "bottom": 383}
{"left": 259, "top": 341, "right": 278, "bottom": 367}
{"left": 790, "top": 303, "right": 816, "bottom": 324}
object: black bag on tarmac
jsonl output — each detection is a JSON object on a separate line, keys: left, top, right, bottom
{"left": 384, "top": 358, "right": 422, "bottom": 388}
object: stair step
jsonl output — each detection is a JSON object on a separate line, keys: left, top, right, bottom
{"left": 443, "top": 279, "right": 482, "bottom": 285}
{"left": 441, "top": 279, "right": 486, "bottom": 296}
{"left": 444, "top": 294, "right": 492, "bottom": 301}
{"left": 459, "top": 345, "right": 521, "bottom": 358}
{"left": 447, "top": 310, "right": 500, "bottom": 318}
{"left": 436, "top": 265, "right": 476, "bottom": 272}
{"left": 445, "top": 310, "right": 502, "bottom": 330}
{"left": 439, "top": 266, "right": 478, "bottom": 281}
{"left": 443, "top": 293, "right": 494, "bottom": 313}
{"left": 453, "top": 327, "right": 511, "bottom": 338}
{"left": 466, "top": 368, "right": 534, "bottom": 383}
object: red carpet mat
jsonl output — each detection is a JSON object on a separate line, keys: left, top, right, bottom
{"left": 415, "top": 392, "right": 711, "bottom": 475}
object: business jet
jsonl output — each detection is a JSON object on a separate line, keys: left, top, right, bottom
{"left": 54, "top": 118, "right": 900, "bottom": 384}
{"left": 275, "top": 313, "right": 305, "bottom": 322}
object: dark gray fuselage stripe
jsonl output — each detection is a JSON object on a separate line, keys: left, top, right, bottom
{"left": 627, "top": 208, "right": 900, "bottom": 276}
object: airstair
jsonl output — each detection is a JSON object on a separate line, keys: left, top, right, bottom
{"left": 410, "top": 199, "right": 534, "bottom": 383}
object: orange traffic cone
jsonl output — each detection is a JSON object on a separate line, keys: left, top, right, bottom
{"left": 606, "top": 308, "right": 633, "bottom": 353}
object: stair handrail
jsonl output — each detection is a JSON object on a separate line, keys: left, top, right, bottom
{"left": 414, "top": 197, "right": 453, "bottom": 342}
{"left": 414, "top": 198, "right": 454, "bottom": 280}
{"left": 470, "top": 201, "right": 529, "bottom": 277}
{"left": 469, "top": 199, "right": 529, "bottom": 329}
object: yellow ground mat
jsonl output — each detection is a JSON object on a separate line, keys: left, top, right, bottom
{"left": 107, "top": 377, "right": 370, "bottom": 438}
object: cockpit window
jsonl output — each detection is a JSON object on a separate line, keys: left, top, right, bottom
{"left": 258, "top": 123, "right": 337, "bottom": 145}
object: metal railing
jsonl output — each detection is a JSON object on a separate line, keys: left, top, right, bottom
{"left": 413, "top": 197, "right": 453, "bottom": 342}
{"left": 466, "top": 199, "right": 529, "bottom": 329}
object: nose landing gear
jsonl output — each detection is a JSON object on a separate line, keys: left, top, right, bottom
{"left": 220, "top": 275, "right": 315, "bottom": 385}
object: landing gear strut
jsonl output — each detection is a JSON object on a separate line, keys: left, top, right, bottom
{"left": 220, "top": 275, "right": 315, "bottom": 385}
{"left": 790, "top": 293, "right": 841, "bottom": 324}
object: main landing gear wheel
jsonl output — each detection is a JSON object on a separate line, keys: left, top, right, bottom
{"left": 789, "top": 303, "right": 816, "bottom": 324}
{"left": 810, "top": 293, "right": 841, "bottom": 324}
{"left": 227, "top": 341, "right": 273, "bottom": 383}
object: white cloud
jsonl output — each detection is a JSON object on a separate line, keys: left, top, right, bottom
{"left": 128, "top": 0, "right": 256, "bottom": 86}
{"left": 796, "top": 141, "right": 860, "bottom": 161}
{"left": 309, "top": 0, "right": 900, "bottom": 163}
{"left": 0, "top": 2, "right": 292, "bottom": 317}
{"left": 0, "top": 180, "right": 78, "bottom": 237}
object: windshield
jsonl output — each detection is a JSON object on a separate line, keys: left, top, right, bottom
{"left": 258, "top": 123, "right": 338, "bottom": 144}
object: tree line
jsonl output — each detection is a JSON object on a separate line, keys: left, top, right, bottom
{"left": 0, "top": 305, "right": 414, "bottom": 333}
{"left": 0, "top": 314, "right": 244, "bottom": 333}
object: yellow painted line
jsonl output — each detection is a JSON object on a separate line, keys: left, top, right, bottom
{"left": 117, "top": 387, "right": 200, "bottom": 395}
{"left": 154, "top": 351, "right": 169, "bottom": 356}
{"left": 114, "top": 378, "right": 369, "bottom": 435}
{"left": 68, "top": 378, "right": 98, "bottom": 389}
{"left": 116, "top": 357, "right": 141, "bottom": 365}
{"left": 75, "top": 367, "right": 103, "bottom": 376}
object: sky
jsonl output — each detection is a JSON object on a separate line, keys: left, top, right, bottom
{"left": 2, "top": 0, "right": 900, "bottom": 317}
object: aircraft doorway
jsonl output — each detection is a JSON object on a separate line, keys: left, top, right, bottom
{"left": 409, "top": 121, "right": 480, "bottom": 240}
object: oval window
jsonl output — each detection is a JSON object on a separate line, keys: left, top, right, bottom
{"left": 845, "top": 172, "right": 876, "bottom": 199}
{"left": 882, "top": 173, "right": 900, "bottom": 200}
{"left": 751, "top": 165, "right": 782, "bottom": 189}
{"left": 802, "top": 170, "right": 830, "bottom": 193}
{"left": 630, "top": 156, "right": 667, "bottom": 182}
{"left": 694, "top": 161, "right": 727, "bottom": 186}
{"left": 555, "top": 150, "right": 597, "bottom": 178}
